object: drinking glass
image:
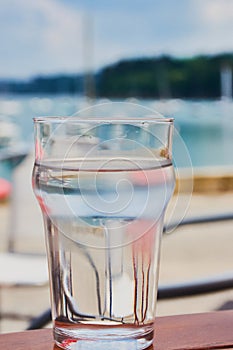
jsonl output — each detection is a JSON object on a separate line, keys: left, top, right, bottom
{"left": 32, "top": 114, "right": 175, "bottom": 349}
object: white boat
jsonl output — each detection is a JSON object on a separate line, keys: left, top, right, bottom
{"left": 0, "top": 116, "right": 29, "bottom": 199}
{"left": 0, "top": 116, "right": 19, "bottom": 149}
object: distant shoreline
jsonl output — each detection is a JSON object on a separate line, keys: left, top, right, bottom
{"left": 0, "top": 53, "right": 232, "bottom": 99}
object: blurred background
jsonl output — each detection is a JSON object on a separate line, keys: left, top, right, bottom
{"left": 0, "top": 0, "right": 233, "bottom": 333}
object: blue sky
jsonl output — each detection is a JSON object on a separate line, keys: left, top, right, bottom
{"left": 0, "top": 0, "right": 233, "bottom": 79}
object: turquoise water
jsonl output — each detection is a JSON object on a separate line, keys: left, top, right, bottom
{"left": 1, "top": 95, "right": 233, "bottom": 174}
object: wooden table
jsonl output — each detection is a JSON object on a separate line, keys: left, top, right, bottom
{"left": 1, "top": 311, "right": 233, "bottom": 350}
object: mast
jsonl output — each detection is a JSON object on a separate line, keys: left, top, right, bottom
{"left": 82, "top": 13, "right": 95, "bottom": 100}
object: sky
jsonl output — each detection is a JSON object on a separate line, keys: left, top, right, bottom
{"left": 0, "top": 0, "right": 233, "bottom": 79}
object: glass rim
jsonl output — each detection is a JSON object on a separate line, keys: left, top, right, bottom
{"left": 33, "top": 116, "right": 174, "bottom": 124}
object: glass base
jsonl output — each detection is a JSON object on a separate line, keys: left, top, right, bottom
{"left": 54, "top": 323, "right": 154, "bottom": 349}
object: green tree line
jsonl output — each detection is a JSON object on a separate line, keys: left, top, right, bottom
{"left": 0, "top": 53, "right": 232, "bottom": 98}
{"left": 97, "top": 54, "right": 233, "bottom": 99}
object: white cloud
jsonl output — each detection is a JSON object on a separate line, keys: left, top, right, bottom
{"left": 0, "top": 0, "right": 84, "bottom": 78}
{"left": 182, "top": 0, "right": 233, "bottom": 55}
{"left": 32, "top": 1, "right": 82, "bottom": 55}
{"left": 201, "top": 0, "right": 233, "bottom": 24}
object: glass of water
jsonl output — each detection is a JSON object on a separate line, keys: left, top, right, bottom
{"left": 32, "top": 113, "right": 175, "bottom": 349}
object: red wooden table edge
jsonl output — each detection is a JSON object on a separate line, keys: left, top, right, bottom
{"left": 155, "top": 310, "right": 233, "bottom": 349}
{"left": 1, "top": 310, "right": 233, "bottom": 350}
